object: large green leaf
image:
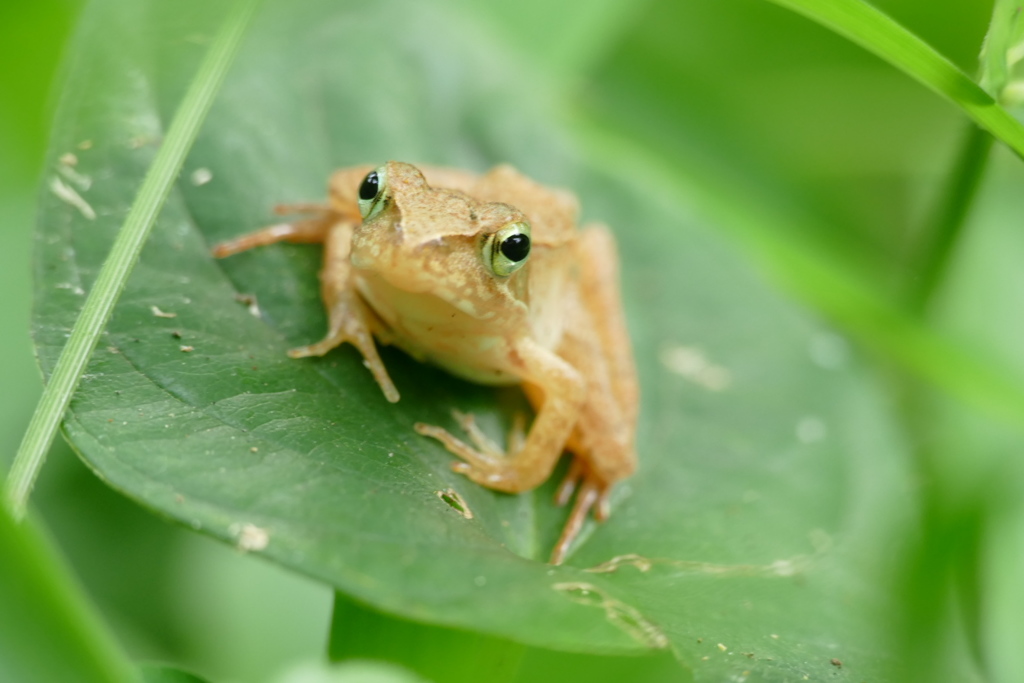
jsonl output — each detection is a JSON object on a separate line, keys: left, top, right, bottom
{"left": 34, "top": 0, "right": 914, "bottom": 679}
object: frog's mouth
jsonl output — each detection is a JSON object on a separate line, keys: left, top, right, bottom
{"left": 350, "top": 234, "right": 506, "bottom": 319}
{"left": 355, "top": 269, "right": 498, "bottom": 327}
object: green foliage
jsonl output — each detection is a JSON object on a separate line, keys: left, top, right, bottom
{"left": 0, "top": 508, "right": 137, "bottom": 683}
{"left": 139, "top": 660, "right": 429, "bottom": 683}
{"left": 27, "top": 0, "right": 921, "bottom": 679}
{"left": 980, "top": 0, "right": 1024, "bottom": 104}
{"left": 273, "top": 661, "right": 429, "bottom": 683}
{"left": 7, "top": 0, "right": 1024, "bottom": 681}
{"left": 139, "top": 664, "right": 210, "bottom": 683}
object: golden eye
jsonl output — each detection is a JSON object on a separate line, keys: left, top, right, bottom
{"left": 483, "top": 221, "right": 531, "bottom": 277}
{"left": 357, "top": 166, "right": 389, "bottom": 221}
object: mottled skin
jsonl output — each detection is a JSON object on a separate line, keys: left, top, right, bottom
{"left": 212, "top": 162, "right": 638, "bottom": 564}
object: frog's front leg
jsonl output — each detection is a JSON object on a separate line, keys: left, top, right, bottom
{"left": 415, "top": 338, "right": 585, "bottom": 492}
{"left": 211, "top": 205, "right": 399, "bottom": 403}
{"left": 210, "top": 209, "right": 334, "bottom": 258}
{"left": 288, "top": 219, "right": 400, "bottom": 403}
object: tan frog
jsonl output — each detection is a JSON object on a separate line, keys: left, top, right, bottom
{"left": 212, "top": 162, "right": 638, "bottom": 564}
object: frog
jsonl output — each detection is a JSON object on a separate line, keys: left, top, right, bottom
{"left": 212, "top": 161, "right": 638, "bottom": 565}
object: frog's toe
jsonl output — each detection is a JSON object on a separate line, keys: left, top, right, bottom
{"left": 415, "top": 422, "right": 502, "bottom": 467}
{"left": 450, "top": 461, "right": 530, "bottom": 493}
{"left": 416, "top": 412, "right": 548, "bottom": 493}
{"left": 287, "top": 341, "right": 332, "bottom": 358}
{"left": 554, "top": 458, "right": 585, "bottom": 506}
{"left": 450, "top": 410, "right": 506, "bottom": 458}
{"left": 551, "top": 475, "right": 611, "bottom": 565}
{"left": 289, "top": 336, "right": 400, "bottom": 403}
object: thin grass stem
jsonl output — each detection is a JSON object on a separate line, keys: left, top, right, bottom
{"left": 907, "top": 125, "right": 994, "bottom": 315}
{"left": 2, "top": 0, "right": 259, "bottom": 520}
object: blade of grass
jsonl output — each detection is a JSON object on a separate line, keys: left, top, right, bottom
{"left": 906, "top": 123, "right": 994, "bottom": 315}
{"left": 2, "top": 0, "right": 259, "bottom": 520}
{"left": 905, "top": 0, "right": 1022, "bottom": 317}
{"left": 763, "top": 0, "right": 1024, "bottom": 160}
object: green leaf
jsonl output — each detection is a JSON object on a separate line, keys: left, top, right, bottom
{"left": 327, "top": 591, "right": 687, "bottom": 683}
{"left": 0, "top": 508, "right": 137, "bottom": 683}
{"left": 139, "top": 663, "right": 211, "bottom": 683}
{"left": 329, "top": 592, "right": 525, "bottom": 683}
{"left": 35, "top": 0, "right": 914, "bottom": 679}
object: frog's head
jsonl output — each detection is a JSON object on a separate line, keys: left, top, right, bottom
{"left": 350, "top": 161, "right": 531, "bottom": 319}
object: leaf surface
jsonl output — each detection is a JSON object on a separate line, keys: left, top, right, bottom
{"left": 34, "top": 0, "right": 914, "bottom": 679}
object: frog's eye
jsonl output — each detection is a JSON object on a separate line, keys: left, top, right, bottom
{"left": 357, "top": 166, "right": 389, "bottom": 222}
{"left": 483, "top": 221, "right": 531, "bottom": 277}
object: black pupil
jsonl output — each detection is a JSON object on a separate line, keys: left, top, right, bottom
{"left": 499, "top": 233, "right": 530, "bottom": 262}
{"left": 358, "top": 172, "right": 379, "bottom": 201}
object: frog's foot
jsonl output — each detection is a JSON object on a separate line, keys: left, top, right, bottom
{"left": 414, "top": 410, "right": 533, "bottom": 491}
{"left": 288, "top": 312, "right": 399, "bottom": 403}
{"left": 288, "top": 335, "right": 346, "bottom": 359}
{"left": 550, "top": 462, "right": 613, "bottom": 565}
{"left": 415, "top": 410, "right": 505, "bottom": 468}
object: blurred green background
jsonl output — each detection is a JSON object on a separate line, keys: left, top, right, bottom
{"left": 7, "top": 0, "right": 1024, "bottom": 680}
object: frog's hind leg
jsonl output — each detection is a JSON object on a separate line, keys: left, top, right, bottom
{"left": 575, "top": 224, "right": 639, "bottom": 428}
{"left": 417, "top": 408, "right": 603, "bottom": 565}
{"left": 417, "top": 339, "right": 586, "bottom": 495}
{"left": 543, "top": 226, "right": 638, "bottom": 564}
